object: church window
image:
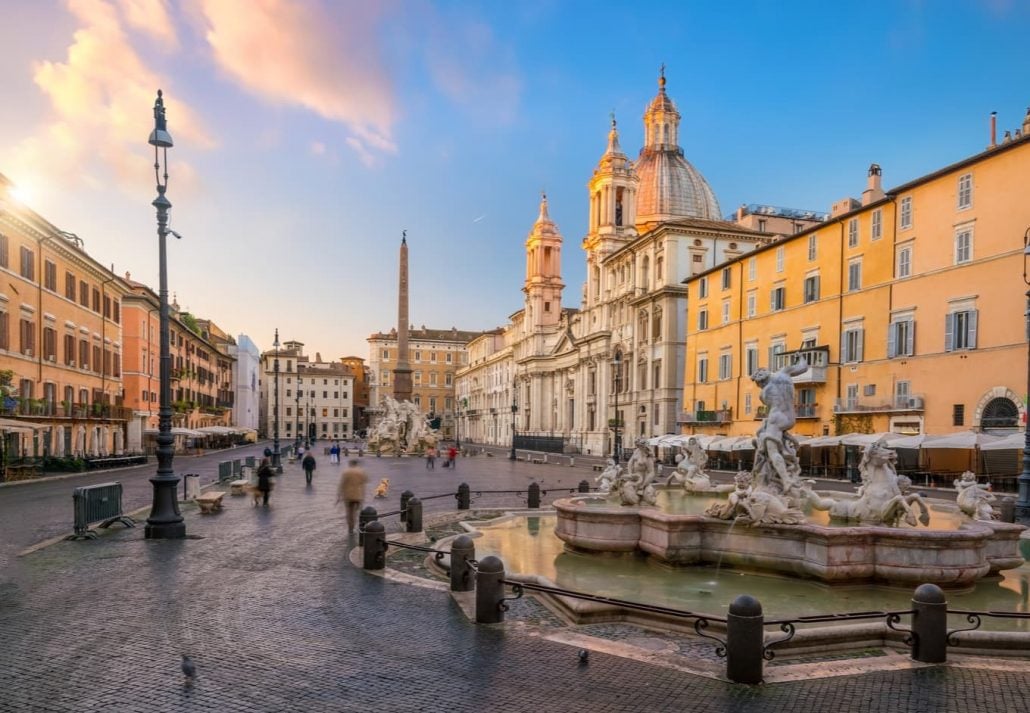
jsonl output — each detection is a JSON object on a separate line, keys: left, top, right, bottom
{"left": 652, "top": 308, "right": 662, "bottom": 340}
{"left": 639, "top": 311, "right": 649, "bottom": 341}
{"left": 655, "top": 257, "right": 663, "bottom": 285}
{"left": 593, "top": 266, "right": 600, "bottom": 298}
{"left": 640, "top": 256, "right": 650, "bottom": 290}
{"left": 615, "top": 188, "right": 624, "bottom": 227}
{"left": 544, "top": 301, "right": 551, "bottom": 312}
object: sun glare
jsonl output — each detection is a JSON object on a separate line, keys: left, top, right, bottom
{"left": 8, "top": 183, "right": 34, "bottom": 204}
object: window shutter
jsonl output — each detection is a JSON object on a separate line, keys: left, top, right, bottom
{"left": 840, "top": 332, "right": 847, "bottom": 363}
{"left": 886, "top": 323, "right": 897, "bottom": 359}
{"left": 770, "top": 288, "right": 775, "bottom": 310}
{"left": 944, "top": 313, "right": 954, "bottom": 352}
{"left": 968, "top": 310, "right": 978, "bottom": 349}
{"left": 906, "top": 322, "right": 915, "bottom": 356}
{"left": 857, "top": 329, "right": 864, "bottom": 363}
{"left": 813, "top": 276, "right": 820, "bottom": 300}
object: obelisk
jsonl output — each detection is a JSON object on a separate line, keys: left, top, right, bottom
{"left": 392, "top": 230, "right": 413, "bottom": 402}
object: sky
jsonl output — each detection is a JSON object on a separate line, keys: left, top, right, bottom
{"left": 1, "top": 0, "right": 1029, "bottom": 361}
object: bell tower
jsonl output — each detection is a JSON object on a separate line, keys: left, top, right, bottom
{"left": 523, "top": 193, "right": 564, "bottom": 329}
{"left": 582, "top": 115, "right": 638, "bottom": 305}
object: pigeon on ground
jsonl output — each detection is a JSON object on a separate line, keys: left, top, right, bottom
{"left": 578, "top": 649, "right": 589, "bottom": 665}
{"left": 181, "top": 654, "right": 196, "bottom": 684}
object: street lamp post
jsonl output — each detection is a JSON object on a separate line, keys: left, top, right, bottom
{"left": 144, "top": 90, "right": 185, "bottom": 539}
{"left": 509, "top": 376, "right": 518, "bottom": 460}
{"left": 294, "top": 377, "right": 301, "bottom": 450}
{"left": 272, "top": 329, "right": 282, "bottom": 473}
{"left": 612, "top": 351, "right": 622, "bottom": 463}
{"left": 1015, "top": 228, "right": 1030, "bottom": 520}
{"left": 455, "top": 401, "right": 462, "bottom": 449}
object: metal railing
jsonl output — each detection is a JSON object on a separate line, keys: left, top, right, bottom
{"left": 67, "top": 482, "right": 136, "bottom": 540}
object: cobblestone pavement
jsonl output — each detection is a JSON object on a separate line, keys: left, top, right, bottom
{"left": 2, "top": 450, "right": 1028, "bottom": 712}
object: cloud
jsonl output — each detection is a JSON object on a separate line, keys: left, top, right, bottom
{"left": 115, "top": 0, "right": 178, "bottom": 49}
{"left": 4, "top": 0, "right": 213, "bottom": 201}
{"left": 309, "top": 141, "right": 326, "bottom": 156}
{"left": 422, "top": 14, "right": 522, "bottom": 125}
{"left": 198, "top": 0, "right": 397, "bottom": 164}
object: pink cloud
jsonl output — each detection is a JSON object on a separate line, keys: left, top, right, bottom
{"left": 198, "top": 0, "right": 397, "bottom": 163}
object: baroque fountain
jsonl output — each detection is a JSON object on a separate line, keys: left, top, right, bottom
{"left": 552, "top": 359, "right": 1024, "bottom": 586}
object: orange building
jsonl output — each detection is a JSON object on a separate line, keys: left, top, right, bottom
{"left": 122, "top": 279, "right": 235, "bottom": 452}
{"left": 0, "top": 174, "right": 131, "bottom": 459}
{"left": 682, "top": 115, "right": 1030, "bottom": 440}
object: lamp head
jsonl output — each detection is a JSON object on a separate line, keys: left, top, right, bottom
{"left": 148, "top": 90, "right": 174, "bottom": 148}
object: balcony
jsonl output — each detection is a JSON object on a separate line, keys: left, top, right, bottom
{"left": 0, "top": 400, "right": 133, "bottom": 421}
{"left": 834, "top": 395, "right": 925, "bottom": 414}
{"left": 678, "top": 409, "right": 732, "bottom": 425}
{"left": 755, "top": 404, "right": 818, "bottom": 419}
{"left": 771, "top": 346, "right": 829, "bottom": 384}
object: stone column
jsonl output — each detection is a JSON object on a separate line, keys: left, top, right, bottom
{"left": 393, "top": 232, "right": 413, "bottom": 402}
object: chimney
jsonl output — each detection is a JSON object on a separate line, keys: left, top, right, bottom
{"left": 861, "top": 163, "right": 884, "bottom": 206}
{"left": 1003, "top": 130, "right": 1013, "bottom": 144}
{"left": 989, "top": 111, "right": 997, "bottom": 149}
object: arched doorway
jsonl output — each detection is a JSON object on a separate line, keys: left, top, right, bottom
{"left": 981, "top": 397, "right": 1019, "bottom": 432}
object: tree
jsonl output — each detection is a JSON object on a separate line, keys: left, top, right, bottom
{"left": 180, "top": 312, "right": 201, "bottom": 336}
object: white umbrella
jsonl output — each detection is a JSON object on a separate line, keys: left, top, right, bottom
{"left": 890, "top": 433, "right": 937, "bottom": 449}
{"left": 981, "top": 432, "right": 1027, "bottom": 451}
{"left": 804, "top": 434, "right": 844, "bottom": 448}
{"left": 839, "top": 432, "right": 910, "bottom": 447}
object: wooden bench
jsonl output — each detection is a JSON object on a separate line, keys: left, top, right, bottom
{"left": 592, "top": 464, "right": 604, "bottom": 472}
{"left": 531, "top": 458, "right": 545, "bottom": 464}
{"left": 229, "top": 479, "right": 250, "bottom": 496}
{"left": 195, "top": 491, "right": 226, "bottom": 513}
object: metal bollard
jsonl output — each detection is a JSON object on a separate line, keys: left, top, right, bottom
{"left": 578, "top": 480, "right": 590, "bottom": 493}
{"left": 362, "top": 521, "right": 387, "bottom": 570}
{"left": 358, "top": 506, "right": 378, "bottom": 547}
{"left": 475, "top": 555, "right": 506, "bottom": 624}
{"left": 400, "top": 490, "right": 414, "bottom": 523}
{"left": 406, "top": 497, "right": 423, "bottom": 533}
{"left": 911, "top": 583, "right": 948, "bottom": 663}
{"left": 450, "top": 534, "right": 475, "bottom": 592}
{"left": 528, "top": 482, "right": 541, "bottom": 509}
{"left": 998, "top": 496, "right": 1015, "bottom": 523}
{"left": 726, "top": 594, "right": 764, "bottom": 685}
{"left": 457, "top": 483, "right": 471, "bottom": 510}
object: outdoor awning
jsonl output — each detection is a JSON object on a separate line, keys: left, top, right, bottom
{"left": 0, "top": 418, "right": 49, "bottom": 432}
{"left": 144, "top": 427, "right": 207, "bottom": 437}
{"left": 708, "top": 435, "right": 755, "bottom": 452}
{"left": 980, "top": 432, "right": 1027, "bottom": 451}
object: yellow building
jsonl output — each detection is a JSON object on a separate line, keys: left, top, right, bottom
{"left": 683, "top": 116, "right": 1030, "bottom": 439}
{"left": 0, "top": 174, "right": 132, "bottom": 459}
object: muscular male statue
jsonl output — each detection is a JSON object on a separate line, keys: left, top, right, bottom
{"left": 752, "top": 358, "right": 808, "bottom": 487}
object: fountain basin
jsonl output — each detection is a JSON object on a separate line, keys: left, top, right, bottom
{"left": 554, "top": 496, "right": 1025, "bottom": 586}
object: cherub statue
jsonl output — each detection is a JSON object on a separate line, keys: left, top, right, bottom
{"left": 954, "top": 470, "right": 996, "bottom": 521}
{"left": 706, "top": 471, "right": 753, "bottom": 520}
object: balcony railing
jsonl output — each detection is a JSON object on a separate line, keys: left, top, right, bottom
{"left": 754, "top": 404, "right": 818, "bottom": 419}
{"left": 834, "top": 395, "right": 925, "bottom": 414}
{"left": 771, "top": 346, "right": 829, "bottom": 384}
{"left": 0, "top": 401, "right": 134, "bottom": 421}
{"left": 678, "top": 409, "right": 732, "bottom": 424}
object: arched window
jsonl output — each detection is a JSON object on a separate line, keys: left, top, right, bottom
{"left": 982, "top": 397, "right": 1019, "bottom": 431}
{"left": 640, "top": 256, "right": 650, "bottom": 290}
{"left": 652, "top": 307, "right": 662, "bottom": 341}
{"left": 638, "top": 310, "right": 649, "bottom": 343}
{"left": 655, "top": 256, "right": 663, "bottom": 286}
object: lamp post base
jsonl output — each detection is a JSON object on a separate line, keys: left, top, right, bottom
{"left": 145, "top": 477, "right": 185, "bottom": 539}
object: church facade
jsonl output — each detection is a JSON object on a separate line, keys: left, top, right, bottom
{"left": 456, "top": 74, "right": 769, "bottom": 456}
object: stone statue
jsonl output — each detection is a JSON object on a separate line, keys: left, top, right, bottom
{"left": 829, "top": 437, "right": 930, "bottom": 527}
{"left": 595, "top": 458, "right": 621, "bottom": 495}
{"left": 705, "top": 471, "right": 752, "bottom": 520}
{"left": 615, "top": 438, "right": 658, "bottom": 506}
{"left": 752, "top": 360, "right": 809, "bottom": 494}
{"left": 954, "top": 470, "right": 996, "bottom": 521}
{"left": 367, "top": 395, "right": 440, "bottom": 455}
{"left": 667, "top": 437, "right": 732, "bottom": 493}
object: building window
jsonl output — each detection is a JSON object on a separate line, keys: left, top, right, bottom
{"left": 746, "top": 292, "right": 756, "bottom": 318}
{"left": 64, "top": 334, "right": 74, "bottom": 364}
{"left": 0, "top": 234, "right": 6, "bottom": 268}
{"left": 775, "top": 246, "right": 784, "bottom": 273}
{"left": 803, "top": 274, "right": 820, "bottom": 304}
{"left": 720, "top": 300, "right": 730, "bottom": 325}
{"left": 44, "top": 260, "right": 57, "bottom": 291}
{"left": 807, "top": 234, "right": 817, "bottom": 261}
{"left": 945, "top": 309, "right": 978, "bottom": 351}
{"left": 899, "top": 196, "right": 912, "bottom": 229}
{"left": 758, "top": 218, "right": 767, "bottom": 232}
{"left": 79, "top": 281, "right": 89, "bottom": 308}
{"left": 957, "top": 173, "right": 973, "bottom": 210}
{"left": 381, "top": 349, "right": 389, "bottom": 361}
{"left": 768, "top": 342, "right": 785, "bottom": 370}
{"left": 20, "top": 246, "right": 34, "bottom": 281}
{"left": 847, "top": 259, "right": 862, "bottom": 291}
{"left": 697, "top": 309, "right": 708, "bottom": 331}
{"left": 981, "top": 397, "right": 1019, "bottom": 430}
{"left": 697, "top": 355, "right": 708, "bottom": 384}
{"left": 770, "top": 286, "right": 785, "bottom": 312}
{"left": 871, "top": 209, "right": 882, "bottom": 241}
{"left": 745, "top": 345, "right": 758, "bottom": 376}
{"left": 19, "top": 318, "right": 36, "bottom": 355}
{"left": 92, "top": 288, "right": 100, "bottom": 312}
{"left": 953, "top": 404, "right": 965, "bottom": 427}
{"left": 0, "top": 312, "right": 7, "bottom": 350}
{"left": 721, "top": 267, "right": 731, "bottom": 290}
{"left": 888, "top": 318, "right": 915, "bottom": 358}
{"left": 43, "top": 327, "right": 56, "bottom": 361}
{"left": 698, "top": 277, "right": 708, "bottom": 298}
{"left": 748, "top": 257, "right": 756, "bottom": 282}
{"left": 65, "top": 272, "right": 76, "bottom": 300}
{"left": 744, "top": 393, "right": 752, "bottom": 415}
{"left": 718, "top": 353, "right": 732, "bottom": 381}
{"left": 848, "top": 218, "right": 858, "bottom": 247}
{"left": 896, "top": 244, "right": 912, "bottom": 279}
{"left": 845, "top": 384, "right": 859, "bottom": 410}
{"left": 954, "top": 227, "right": 973, "bottom": 264}
{"left": 414, "top": 351, "right": 421, "bottom": 362}
{"left": 841, "top": 327, "right": 864, "bottom": 363}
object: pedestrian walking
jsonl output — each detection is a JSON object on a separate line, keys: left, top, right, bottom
{"left": 425, "top": 445, "right": 437, "bottom": 470}
{"left": 330, "top": 441, "right": 341, "bottom": 465}
{"left": 302, "top": 452, "right": 317, "bottom": 485}
{"left": 255, "top": 457, "right": 275, "bottom": 507}
{"left": 336, "top": 459, "right": 368, "bottom": 534}
{"left": 448, "top": 446, "right": 458, "bottom": 469}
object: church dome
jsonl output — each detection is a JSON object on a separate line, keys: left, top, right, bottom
{"left": 633, "top": 71, "right": 721, "bottom": 223}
